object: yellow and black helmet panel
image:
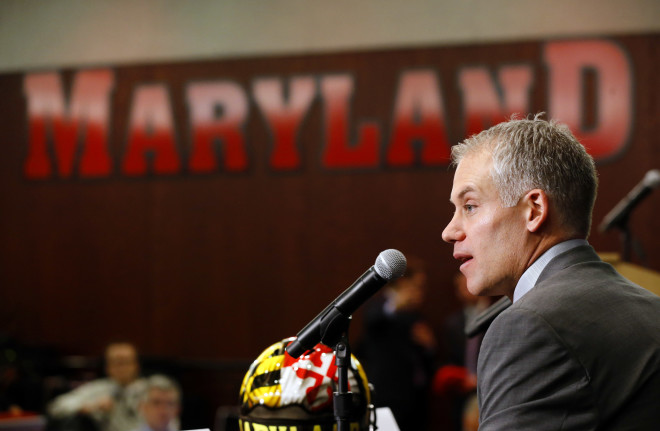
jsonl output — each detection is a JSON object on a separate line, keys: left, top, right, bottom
{"left": 239, "top": 337, "right": 372, "bottom": 430}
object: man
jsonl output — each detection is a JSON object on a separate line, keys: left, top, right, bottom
{"left": 442, "top": 114, "right": 660, "bottom": 429}
{"left": 49, "top": 342, "right": 146, "bottom": 431}
{"left": 134, "top": 375, "right": 180, "bottom": 431}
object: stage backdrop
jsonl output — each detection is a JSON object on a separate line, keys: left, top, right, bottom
{"left": 0, "top": 34, "right": 658, "bottom": 365}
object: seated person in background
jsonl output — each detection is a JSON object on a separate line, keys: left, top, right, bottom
{"left": 357, "top": 256, "right": 437, "bottom": 431}
{"left": 48, "top": 342, "right": 147, "bottom": 431}
{"left": 134, "top": 375, "right": 180, "bottom": 431}
{"left": 435, "top": 273, "right": 490, "bottom": 431}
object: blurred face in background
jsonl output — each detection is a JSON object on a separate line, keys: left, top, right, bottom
{"left": 389, "top": 269, "right": 427, "bottom": 311}
{"left": 140, "top": 388, "right": 180, "bottom": 431}
{"left": 105, "top": 343, "right": 139, "bottom": 386}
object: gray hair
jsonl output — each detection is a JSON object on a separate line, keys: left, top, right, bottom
{"left": 451, "top": 113, "right": 598, "bottom": 238}
{"left": 141, "top": 374, "right": 181, "bottom": 402}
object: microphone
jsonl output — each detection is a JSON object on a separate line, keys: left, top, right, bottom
{"left": 286, "top": 249, "right": 407, "bottom": 359}
{"left": 599, "top": 169, "right": 660, "bottom": 233}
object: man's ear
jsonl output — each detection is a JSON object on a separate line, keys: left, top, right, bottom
{"left": 523, "top": 189, "right": 548, "bottom": 233}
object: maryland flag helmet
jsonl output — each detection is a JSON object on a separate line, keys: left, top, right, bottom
{"left": 239, "top": 337, "right": 374, "bottom": 431}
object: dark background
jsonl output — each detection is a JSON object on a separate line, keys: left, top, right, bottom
{"left": 1, "top": 34, "right": 658, "bottom": 426}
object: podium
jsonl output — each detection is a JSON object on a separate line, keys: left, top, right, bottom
{"left": 599, "top": 252, "right": 660, "bottom": 297}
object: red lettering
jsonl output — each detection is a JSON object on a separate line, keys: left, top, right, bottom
{"left": 320, "top": 75, "right": 380, "bottom": 168}
{"left": 23, "top": 69, "right": 114, "bottom": 179}
{"left": 253, "top": 77, "right": 316, "bottom": 170}
{"left": 187, "top": 81, "right": 249, "bottom": 173}
{"left": 122, "top": 85, "right": 180, "bottom": 175}
{"left": 388, "top": 70, "right": 450, "bottom": 166}
{"left": 459, "top": 65, "right": 533, "bottom": 137}
{"left": 545, "top": 40, "right": 632, "bottom": 160}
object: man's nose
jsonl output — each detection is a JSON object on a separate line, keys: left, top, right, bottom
{"left": 442, "top": 213, "right": 464, "bottom": 243}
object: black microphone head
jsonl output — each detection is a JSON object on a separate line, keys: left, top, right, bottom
{"left": 374, "top": 249, "right": 407, "bottom": 280}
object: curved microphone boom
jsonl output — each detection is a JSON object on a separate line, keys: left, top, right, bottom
{"left": 286, "top": 249, "right": 407, "bottom": 359}
{"left": 599, "top": 169, "right": 660, "bottom": 233}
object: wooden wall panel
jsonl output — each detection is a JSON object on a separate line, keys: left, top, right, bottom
{"left": 0, "top": 35, "right": 658, "bottom": 369}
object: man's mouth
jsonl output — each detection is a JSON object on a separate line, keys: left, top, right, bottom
{"left": 454, "top": 253, "right": 473, "bottom": 267}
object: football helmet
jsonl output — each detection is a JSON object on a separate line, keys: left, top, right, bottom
{"left": 239, "top": 337, "right": 374, "bottom": 431}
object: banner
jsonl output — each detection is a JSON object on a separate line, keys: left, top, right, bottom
{"left": 12, "top": 37, "right": 644, "bottom": 180}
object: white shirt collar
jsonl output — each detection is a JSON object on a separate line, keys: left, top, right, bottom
{"left": 513, "top": 239, "right": 588, "bottom": 303}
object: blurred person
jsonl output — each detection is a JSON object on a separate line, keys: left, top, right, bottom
{"left": 48, "top": 342, "right": 146, "bottom": 431}
{"left": 442, "top": 272, "right": 490, "bottom": 376}
{"left": 435, "top": 273, "right": 490, "bottom": 431}
{"left": 134, "top": 375, "right": 180, "bottom": 431}
{"left": 0, "top": 334, "right": 48, "bottom": 413}
{"left": 357, "top": 256, "right": 437, "bottom": 431}
{"left": 1, "top": 359, "right": 37, "bottom": 414}
{"left": 442, "top": 114, "right": 660, "bottom": 429}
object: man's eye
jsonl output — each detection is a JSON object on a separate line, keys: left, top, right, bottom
{"left": 464, "top": 204, "right": 475, "bottom": 213}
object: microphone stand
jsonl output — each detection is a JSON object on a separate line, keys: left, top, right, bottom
{"left": 289, "top": 305, "right": 355, "bottom": 430}
{"left": 614, "top": 214, "right": 646, "bottom": 263}
{"left": 334, "top": 333, "right": 353, "bottom": 431}
{"left": 621, "top": 221, "right": 632, "bottom": 262}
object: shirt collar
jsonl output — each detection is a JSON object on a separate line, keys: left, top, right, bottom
{"left": 513, "top": 239, "right": 588, "bottom": 303}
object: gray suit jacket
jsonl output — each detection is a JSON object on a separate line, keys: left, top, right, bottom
{"left": 477, "top": 245, "right": 660, "bottom": 430}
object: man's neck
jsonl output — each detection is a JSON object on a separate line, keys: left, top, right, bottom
{"left": 507, "top": 232, "right": 577, "bottom": 300}
{"left": 512, "top": 238, "right": 589, "bottom": 302}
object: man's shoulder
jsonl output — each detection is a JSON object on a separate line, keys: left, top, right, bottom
{"left": 127, "top": 377, "right": 148, "bottom": 388}
{"left": 122, "top": 377, "right": 149, "bottom": 401}
{"left": 71, "top": 377, "right": 117, "bottom": 393}
{"left": 48, "top": 377, "right": 117, "bottom": 413}
{"left": 542, "top": 261, "right": 654, "bottom": 302}
{"left": 504, "top": 256, "right": 660, "bottom": 350}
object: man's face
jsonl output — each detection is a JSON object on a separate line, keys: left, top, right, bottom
{"left": 105, "top": 343, "right": 139, "bottom": 386}
{"left": 140, "top": 388, "right": 180, "bottom": 431}
{"left": 393, "top": 272, "right": 427, "bottom": 310}
{"left": 442, "top": 150, "right": 529, "bottom": 298}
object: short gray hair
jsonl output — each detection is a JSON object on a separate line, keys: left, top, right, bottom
{"left": 451, "top": 113, "right": 598, "bottom": 238}
{"left": 141, "top": 374, "right": 181, "bottom": 402}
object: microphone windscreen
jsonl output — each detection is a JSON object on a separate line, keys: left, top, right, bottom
{"left": 643, "top": 169, "right": 660, "bottom": 189}
{"left": 374, "top": 249, "right": 407, "bottom": 280}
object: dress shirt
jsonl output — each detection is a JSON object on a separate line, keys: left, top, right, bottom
{"left": 513, "top": 239, "right": 588, "bottom": 303}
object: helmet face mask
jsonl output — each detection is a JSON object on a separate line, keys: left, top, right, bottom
{"left": 239, "top": 337, "right": 373, "bottom": 431}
